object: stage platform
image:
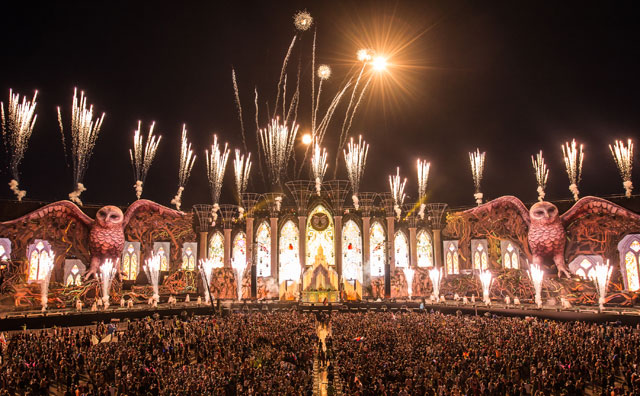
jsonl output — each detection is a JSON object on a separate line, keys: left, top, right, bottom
{"left": 2, "top": 300, "right": 640, "bottom": 331}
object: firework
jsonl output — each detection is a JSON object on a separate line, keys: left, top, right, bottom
{"left": 129, "top": 121, "right": 162, "bottom": 200}
{"left": 417, "top": 159, "right": 431, "bottom": 219}
{"left": 99, "top": 259, "right": 118, "bottom": 309}
{"left": 258, "top": 118, "right": 298, "bottom": 188}
{"left": 274, "top": 36, "right": 297, "bottom": 119}
{"left": 205, "top": 134, "right": 230, "bottom": 205}
{"left": 469, "top": 149, "right": 486, "bottom": 205}
{"left": 593, "top": 260, "right": 612, "bottom": 311}
{"left": 171, "top": 124, "right": 197, "bottom": 210}
{"left": 143, "top": 254, "right": 161, "bottom": 302}
{"left": 57, "top": 88, "right": 105, "bottom": 206}
{"left": 293, "top": 10, "right": 313, "bottom": 31}
{"left": 479, "top": 270, "right": 493, "bottom": 305}
{"left": 199, "top": 258, "right": 216, "bottom": 304}
{"left": 233, "top": 149, "right": 252, "bottom": 218}
{"left": 1, "top": 89, "right": 38, "bottom": 201}
{"left": 403, "top": 267, "right": 415, "bottom": 299}
{"left": 231, "top": 255, "right": 246, "bottom": 301}
{"left": 428, "top": 267, "right": 442, "bottom": 302}
{"left": 312, "top": 64, "right": 332, "bottom": 136}
{"left": 561, "top": 139, "right": 584, "bottom": 201}
{"left": 531, "top": 150, "right": 549, "bottom": 202}
{"left": 344, "top": 135, "right": 369, "bottom": 210}
{"left": 232, "top": 68, "right": 248, "bottom": 153}
{"left": 39, "top": 253, "right": 55, "bottom": 311}
{"left": 311, "top": 139, "right": 328, "bottom": 196}
{"left": 610, "top": 139, "right": 634, "bottom": 197}
{"left": 389, "top": 167, "right": 407, "bottom": 220}
{"left": 528, "top": 262, "right": 544, "bottom": 308}
{"left": 357, "top": 48, "right": 373, "bottom": 62}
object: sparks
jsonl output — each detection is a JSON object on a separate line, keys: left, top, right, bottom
{"left": 293, "top": 10, "right": 313, "bottom": 31}
{"left": 1, "top": 89, "right": 38, "bottom": 201}
{"left": 344, "top": 135, "right": 369, "bottom": 210}
{"left": 233, "top": 149, "right": 252, "bottom": 205}
{"left": 531, "top": 150, "right": 549, "bottom": 202}
{"left": 469, "top": 149, "right": 486, "bottom": 205}
{"left": 389, "top": 167, "right": 407, "bottom": 220}
{"left": 561, "top": 139, "right": 584, "bottom": 201}
{"left": 99, "top": 259, "right": 117, "bottom": 308}
{"left": 479, "top": 270, "right": 493, "bottom": 305}
{"left": 258, "top": 118, "right": 298, "bottom": 188}
{"left": 129, "top": 121, "right": 162, "bottom": 200}
{"left": 317, "top": 64, "right": 331, "bottom": 80}
{"left": 593, "top": 260, "right": 612, "bottom": 311}
{"left": 417, "top": 159, "right": 431, "bottom": 219}
{"left": 57, "top": 88, "right": 105, "bottom": 206}
{"left": 357, "top": 48, "right": 373, "bottom": 62}
{"left": 528, "top": 262, "right": 544, "bottom": 308}
{"left": 311, "top": 139, "right": 328, "bottom": 196}
{"left": 371, "top": 56, "right": 388, "bottom": 71}
{"left": 610, "top": 139, "right": 634, "bottom": 197}
{"left": 171, "top": 124, "right": 197, "bottom": 210}
{"left": 143, "top": 254, "right": 161, "bottom": 302}
{"left": 205, "top": 134, "right": 230, "bottom": 205}
{"left": 428, "top": 267, "right": 442, "bottom": 302}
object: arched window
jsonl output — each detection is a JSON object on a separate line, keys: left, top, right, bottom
{"left": 27, "top": 240, "right": 53, "bottom": 282}
{"left": 232, "top": 232, "right": 247, "bottom": 271}
{"left": 306, "top": 205, "right": 335, "bottom": 267}
{"left": 394, "top": 231, "right": 409, "bottom": 269}
{"left": 370, "top": 222, "right": 386, "bottom": 277}
{"left": 182, "top": 245, "right": 196, "bottom": 271}
{"left": 208, "top": 232, "right": 224, "bottom": 268}
{"left": 445, "top": 242, "right": 459, "bottom": 275}
{"left": 416, "top": 230, "right": 433, "bottom": 268}
{"left": 0, "top": 238, "right": 10, "bottom": 262}
{"left": 618, "top": 236, "right": 640, "bottom": 291}
{"left": 122, "top": 242, "right": 140, "bottom": 280}
{"left": 503, "top": 243, "right": 519, "bottom": 269}
{"left": 575, "top": 258, "right": 596, "bottom": 280}
{"left": 156, "top": 246, "right": 169, "bottom": 271}
{"left": 342, "top": 220, "right": 363, "bottom": 283}
{"left": 256, "top": 221, "right": 271, "bottom": 277}
{"left": 279, "top": 220, "right": 300, "bottom": 282}
{"left": 472, "top": 240, "right": 488, "bottom": 271}
{"left": 66, "top": 264, "right": 82, "bottom": 286}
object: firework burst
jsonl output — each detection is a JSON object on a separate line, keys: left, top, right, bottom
{"left": 561, "top": 139, "right": 584, "bottom": 201}
{"left": 171, "top": 124, "right": 196, "bottom": 210}
{"left": 479, "top": 270, "right": 493, "bottom": 305}
{"left": 343, "top": 135, "right": 369, "bottom": 210}
{"left": 293, "top": 10, "right": 313, "bottom": 31}
{"left": 417, "top": 159, "right": 431, "bottom": 219}
{"left": 232, "top": 68, "right": 248, "bottom": 153}
{"left": 528, "top": 262, "right": 544, "bottom": 308}
{"left": 389, "top": 167, "right": 407, "bottom": 220}
{"left": 531, "top": 150, "right": 549, "bottom": 202}
{"left": 206, "top": 135, "right": 230, "bottom": 206}
{"left": 311, "top": 139, "right": 328, "bottom": 195}
{"left": 234, "top": 149, "right": 252, "bottom": 218}
{"left": 469, "top": 149, "right": 486, "bottom": 205}
{"left": 129, "top": 121, "right": 162, "bottom": 200}
{"left": 593, "top": 260, "right": 612, "bottom": 311}
{"left": 1, "top": 89, "right": 38, "bottom": 201}
{"left": 610, "top": 139, "right": 634, "bottom": 197}
{"left": 258, "top": 118, "right": 298, "bottom": 189}
{"left": 57, "top": 88, "right": 105, "bottom": 206}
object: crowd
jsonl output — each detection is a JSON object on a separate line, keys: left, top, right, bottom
{"left": 331, "top": 311, "right": 640, "bottom": 395}
{"left": 0, "top": 311, "right": 316, "bottom": 395}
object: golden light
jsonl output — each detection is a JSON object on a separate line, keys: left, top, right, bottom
{"left": 371, "top": 56, "right": 388, "bottom": 72}
{"left": 357, "top": 48, "right": 373, "bottom": 62}
{"left": 301, "top": 133, "right": 312, "bottom": 145}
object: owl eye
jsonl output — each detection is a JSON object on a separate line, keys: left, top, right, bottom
{"left": 534, "top": 210, "right": 544, "bottom": 216}
{"left": 548, "top": 207, "right": 556, "bottom": 213}
{"left": 109, "top": 214, "right": 118, "bottom": 220}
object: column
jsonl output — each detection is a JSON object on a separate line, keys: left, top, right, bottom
{"left": 362, "top": 216, "right": 371, "bottom": 290}
{"left": 433, "top": 229, "right": 443, "bottom": 269}
{"left": 334, "top": 215, "right": 343, "bottom": 281}
{"left": 246, "top": 217, "right": 255, "bottom": 299}
{"left": 223, "top": 228, "right": 232, "bottom": 268}
{"left": 409, "top": 227, "right": 417, "bottom": 268}
{"left": 385, "top": 217, "right": 395, "bottom": 299}
{"left": 298, "top": 216, "right": 306, "bottom": 269}
{"left": 270, "top": 217, "right": 278, "bottom": 279}
{"left": 198, "top": 231, "right": 208, "bottom": 295}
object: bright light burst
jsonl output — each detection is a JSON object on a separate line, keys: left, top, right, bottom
{"left": 610, "top": 139, "right": 634, "bottom": 197}
{"left": 99, "top": 259, "right": 117, "bottom": 308}
{"left": 233, "top": 149, "right": 252, "bottom": 216}
{"left": 593, "top": 260, "right": 612, "bottom": 311}
{"left": 199, "top": 258, "right": 216, "bottom": 304}
{"left": 39, "top": 253, "right": 55, "bottom": 310}
{"left": 417, "top": 159, "right": 431, "bottom": 219}
{"left": 143, "top": 254, "right": 161, "bottom": 302}
{"left": 258, "top": 118, "right": 298, "bottom": 188}
{"left": 1, "top": 89, "right": 38, "bottom": 201}
{"left": 561, "top": 139, "right": 584, "bottom": 201}
{"left": 428, "top": 267, "right": 442, "bottom": 302}
{"left": 528, "top": 262, "right": 544, "bottom": 308}
{"left": 531, "top": 150, "right": 549, "bottom": 202}
{"left": 371, "top": 56, "right": 388, "bottom": 71}
{"left": 469, "top": 148, "right": 486, "bottom": 205}
{"left": 129, "top": 121, "right": 162, "bottom": 200}
{"left": 302, "top": 133, "right": 312, "bottom": 145}
{"left": 293, "top": 10, "right": 313, "bottom": 31}
{"left": 389, "top": 167, "right": 407, "bottom": 220}
{"left": 57, "top": 88, "right": 105, "bottom": 206}
{"left": 171, "top": 124, "right": 197, "bottom": 210}
{"left": 317, "top": 64, "right": 332, "bottom": 80}
{"left": 311, "top": 139, "right": 328, "bottom": 196}
{"left": 479, "top": 270, "right": 493, "bottom": 305}
{"left": 357, "top": 48, "right": 373, "bottom": 62}
{"left": 343, "top": 135, "right": 369, "bottom": 210}
{"left": 205, "top": 134, "right": 230, "bottom": 204}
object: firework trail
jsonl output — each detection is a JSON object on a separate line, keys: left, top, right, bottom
{"left": 206, "top": 134, "right": 230, "bottom": 206}
{"left": 254, "top": 87, "right": 266, "bottom": 186}
{"left": 273, "top": 36, "right": 297, "bottom": 119}
{"left": 531, "top": 150, "right": 549, "bottom": 201}
{"left": 234, "top": 149, "right": 252, "bottom": 218}
{"left": 417, "top": 159, "right": 431, "bottom": 219}
{"left": 171, "top": 124, "right": 196, "bottom": 210}
{"left": 1, "top": 89, "right": 38, "bottom": 201}
{"left": 610, "top": 139, "right": 633, "bottom": 197}
{"left": 259, "top": 118, "right": 299, "bottom": 189}
{"left": 313, "top": 64, "right": 332, "bottom": 135}
{"left": 343, "top": 74, "right": 373, "bottom": 143}
{"left": 389, "top": 167, "right": 407, "bottom": 220}
{"left": 344, "top": 135, "right": 369, "bottom": 210}
{"left": 232, "top": 68, "right": 248, "bottom": 154}
{"left": 469, "top": 149, "right": 486, "bottom": 205}
{"left": 311, "top": 139, "right": 328, "bottom": 195}
{"left": 311, "top": 29, "right": 317, "bottom": 134}
{"left": 57, "top": 88, "right": 105, "bottom": 206}
{"left": 561, "top": 139, "right": 584, "bottom": 201}
{"left": 129, "top": 121, "right": 162, "bottom": 200}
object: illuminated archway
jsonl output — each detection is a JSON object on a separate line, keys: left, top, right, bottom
{"left": 279, "top": 220, "right": 300, "bottom": 300}
{"left": 416, "top": 230, "right": 433, "bottom": 268}
{"left": 208, "top": 232, "right": 224, "bottom": 268}
{"left": 305, "top": 205, "right": 335, "bottom": 267}
{"left": 256, "top": 221, "right": 271, "bottom": 277}
{"left": 394, "top": 231, "right": 409, "bottom": 269}
{"left": 370, "top": 222, "right": 386, "bottom": 277}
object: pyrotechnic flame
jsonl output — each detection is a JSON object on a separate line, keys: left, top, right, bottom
{"left": 344, "top": 135, "right": 369, "bottom": 209}
{"left": 528, "top": 262, "right": 544, "bottom": 308}
{"left": 293, "top": 10, "right": 313, "bottom": 31}
{"left": 531, "top": 150, "right": 549, "bottom": 202}
{"left": 129, "top": 121, "right": 162, "bottom": 199}
{"left": 199, "top": 258, "right": 216, "bottom": 304}
{"left": 389, "top": 167, "right": 407, "bottom": 220}
{"left": 1, "top": 89, "right": 38, "bottom": 200}
{"left": 561, "top": 139, "right": 584, "bottom": 201}
{"left": 57, "top": 88, "right": 105, "bottom": 205}
{"left": 479, "top": 270, "right": 493, "bottom": 305}
{"left": 403, "top": 267, "right": 415, "bottom": 299}
{"left": 234, "top": 149, "right": 252, "bottom": 217}
{"left": 311, "top": 139, "right": 328, "bottom": 196}
{"left": 39, "top": 253, "right": 55, "bottom": 310}
{"left": 99, "top": 259, "right": 118, "bottom": 308}
{"left": 205, "top": 135, "right": 230, "bottom": 205}
{"left": 593, "top": 260, "right": 612, "bottom": 311}
{"left": 143, "top": 254, "right": 161, "bottom": 302}
{"left": 258, "top": 118, "right": 298, "bottom": 188}
{"left": 172, "top": 124, "right": 196, "bottom": 210}
{"left": 428, "top": 267, "right": 442, "bottom": 302}
{"left": 417, "top": 159, "right": 431, "bottom": 219}
{"left": 469, "top": 149, "right": 486, "bottom": 204}
{"left": 610, "top": 139, "right": 634, "bottom": 197}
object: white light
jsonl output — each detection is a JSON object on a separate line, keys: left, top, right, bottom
{"left": 302, "top": 133, "right": 312, "bottom": 145}
{"left": 371, "top": 56, "right": 388, "bottom": 71}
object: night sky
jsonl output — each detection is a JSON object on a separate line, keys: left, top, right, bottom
{"left": 2, "top": 1, "right": 640, "bottom": 209}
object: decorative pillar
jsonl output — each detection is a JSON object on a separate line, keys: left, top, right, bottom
{"left": 386, "top": 217, "right": 395, "bottom": 298}
{"left": 298, "top": 216, "right": 306, "bottom": 270}
{"left": 433, "top": 229, "right": 443, "bottom": 269}
{"left": 334, "top": 215, "right": 343, "bottom": 280}
{"left": 362, "top": 216, "right": 371, "bottom": 289}
{"left": 223, "top": 228, "right": 232, "bottom": 268}
{"left": 246, "top": 217, "right": 255, "bottom": 299}
{"left": 409, "top": 227, "right": 417, "bottom": 268}
{"left": 198, "top": 232, "right": 208, "bottom": 262}
{"left": 270, "top": 217, "right": 278, "bottom": 279}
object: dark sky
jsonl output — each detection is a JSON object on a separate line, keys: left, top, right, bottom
{"left": 2, "top": 0, "right": 640, "bottom": 209}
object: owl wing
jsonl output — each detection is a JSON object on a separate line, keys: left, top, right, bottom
{"left": 123, "top": 199, "right": 184, "bottom": 226}
{"left": 560, "top": 196, "right": 640, "bottom": 226}
{"left": 462, "top": 195, "right": 530, "bottom": 225}
{"left": 1, "top": 200, "right": 94, "bottom": 227}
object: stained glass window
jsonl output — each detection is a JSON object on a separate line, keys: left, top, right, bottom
{"left": 27, "top": 240, "right": 52, "bottom": 282}
{"left": 279, "top": 220, "right": 300, "bottom": 282}
{"left": 575, "top": 258, "right": 596, "bottom": 280}
{"left": 208, "top": 232, "right": 225, "bottom": 268}
{"left": 232, "top": 232, "right": 247, "bottom": 272}
{"left": 632, "top": 240, "right": 640, "bottom": 252}
{"left": 256, "top": 221, "right": 271, "bottom": 277}
{"left": 122, "top": 243, "right": 139, "bottom": 280}
{"left": 625, "top": 251, "right": 640, "bottom": 291}
{"left": 370, "top": 221, "right": 386, "bottom": 277}
{"left": 394, "top": 231, "right": 409, "bottom": 269}
{"left": 473, "top": 243, "right": 488, "bottom": 271}
{"left": 156, "top": 246, "right": 169, "bottom": 271}
{"left": 0, "top": 244, "right": 8, "bottom": 262}
{"left": 342, "top": 220, "right": 363, "bottom": 283}
{"left": 182, "top": 245, "right": 196, "bottom": 271}
{"left": 306, "top": 205, "right": 335, "bottom": 267}
{"left": 66, "top": 264, "right": 82, "bottom": 286}
{"left": 446, "top": 243, "right": 459, "bottom": 275}
{"left": 416, "top": 230, "right": 433, "bottom": 268}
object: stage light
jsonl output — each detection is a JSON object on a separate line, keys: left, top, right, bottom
{"left": 372, "top": 56, "right": 388, "bottom": 71}
{"left": 302, "top": 133, "right": 312, "bottom": 145}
